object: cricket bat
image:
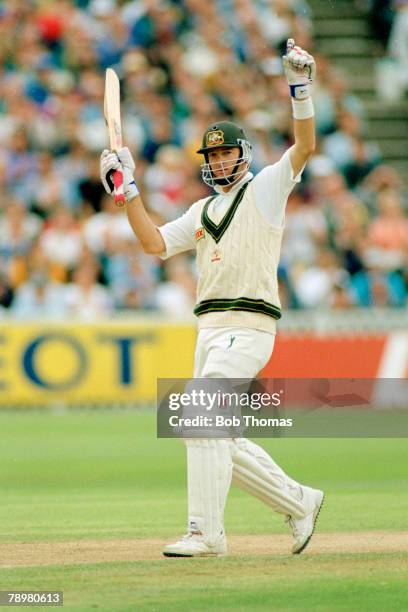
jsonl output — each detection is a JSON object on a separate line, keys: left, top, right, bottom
{"left": 104, "top": 68, "right": 126, "bottom": 207}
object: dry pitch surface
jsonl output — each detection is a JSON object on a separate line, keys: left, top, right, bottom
{"left": 2, "top": 532, "right": 408, "bottom": 568}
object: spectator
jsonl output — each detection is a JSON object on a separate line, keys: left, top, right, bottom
{"left": 0, "top": 0, "right": 406, "bottom": 317}
{"left": 322, "top": 111, "right": 380, "bottom": 173}
{"left": 11, "top": 271, "right": 68, "bottom": 319}
{"left": 78, "top": 154, "right": 111, "bottom": 213}
{"left": 358, "top": 189, "right": 408, "bottom": 306}
{"left": 292, "top": 249, "right": 350, "bottom": 308}
{"left": 103, "top": 239, "right": 159, "bottom": 309}
{"left": 356, "top": 163, "right": 406, "bottom": 214}
{"left": 343, "top": 137, "right": 379, "bottom": 188}
{"left": 368, "top": 0, "right": 395, "bottom": 47}
{"left": 365, "top": 189, "right": 408, "bottom": 271}
{"left": 281, "top": 189, "right": 328, "bottom": 268}
{"left": 65, "top": 261, "right": 113, "bottom": 319}
{"left": 388, "top": 0, "right": 408, "bottom": 92}
{"left": 0, "top": 199, "right": 43, "bottom": 287}
{"left": 30, "top": 152, "right": 66, "bottom": 216}
{"left": 39, "top": 205, "right": 83, "bottom": 281}
{"left": 82, "top": 193, "right": 134, "bottom": 254}
{"left": 0, "top": 271, "right": 14, "bottom": 311}
{"left": 314, "top": 63, "right": 366, "bottom": 136}
{"left": 144, "top": 145, "right": 194, "bottom": 221}
{"left": 154, "top": 255, "right": 196, "bottom": 317}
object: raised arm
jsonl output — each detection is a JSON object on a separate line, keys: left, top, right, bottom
{"left": 283, "top": 39, "right": 316, "bottom": 178}
{"left": 100, "top": 147, "right": 165, "bottom": 254}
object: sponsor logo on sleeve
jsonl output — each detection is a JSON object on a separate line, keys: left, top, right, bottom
{"left": 195, "top": 227, "right": 205, "bottom": 242}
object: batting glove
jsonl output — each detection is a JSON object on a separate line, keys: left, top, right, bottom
{"left": 282, "top": 39, "right": 316, "bottom": 100}
{"left": 100, "top": 147, "right": 139, "bottom": 202}
{"left": 100, "top": 149, "right": 118, "bottom": 194}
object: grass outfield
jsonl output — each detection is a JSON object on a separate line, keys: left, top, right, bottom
{"left": 0, "top": 410, "right": 408, "bottom": 610}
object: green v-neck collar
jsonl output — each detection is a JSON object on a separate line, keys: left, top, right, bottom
{"left": 201, "top": 179, "right": 252, "bottom": 244}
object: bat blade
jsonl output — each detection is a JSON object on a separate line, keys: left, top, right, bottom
{"left": 104, "top": 68, "right": 125, "bottom": 207}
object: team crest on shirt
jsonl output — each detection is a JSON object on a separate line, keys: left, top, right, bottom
{"left": 195, "top": 227, "right": 205, "bottom": 242}
{"left": 206, "top": 130, "right": 224, "bottom": 147}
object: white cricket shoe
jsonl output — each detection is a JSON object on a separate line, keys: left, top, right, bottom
{"left": 287, "top": 486, "right": 324, "bottom": 554}
{"left": 163, "top": 532, "right": 227, "bottom": 558}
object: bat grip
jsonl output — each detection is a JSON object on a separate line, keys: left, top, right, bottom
{"left": 112, "top": 169, "right": 126, "bottom": 207}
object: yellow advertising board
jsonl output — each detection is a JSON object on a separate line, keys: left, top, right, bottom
{"left": 0, "top": 320, "right": 196, "bottom": 405}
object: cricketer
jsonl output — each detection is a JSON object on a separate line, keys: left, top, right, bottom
{"left": 100, "top": 40, "right": 324, "bottom": 557}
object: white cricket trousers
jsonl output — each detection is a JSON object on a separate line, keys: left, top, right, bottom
{"left": 193, "top": 327, "right": 275, "bottom": 379}
{"left": 186, "top": 327, "right": 306, "bottom": 547}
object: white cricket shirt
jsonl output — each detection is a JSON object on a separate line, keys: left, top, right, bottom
{"left": 157, "top": 149, "right": 303, "bottom": 332}
{"left": 158, "top": 149, "right": 302, "bottom": 259}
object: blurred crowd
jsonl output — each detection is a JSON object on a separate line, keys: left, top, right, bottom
{"left": 368, "top": 0, "right": 408, "bottom": 98}
{"left": 0, "top": 0, "right": 407, "bottom": 320}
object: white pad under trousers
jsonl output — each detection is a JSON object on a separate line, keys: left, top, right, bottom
{"left": 186, "top": 438, "right": 232, "bottom": 546}
{"left": 230, "top": 438, "right": 307, "bottom": 519}
{"left": 187, "top": 327, "right": 305, "bottom": 542}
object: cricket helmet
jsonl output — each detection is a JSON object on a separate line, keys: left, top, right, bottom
{"left": 196, "top": 120, "right": 252, "bottom": 187}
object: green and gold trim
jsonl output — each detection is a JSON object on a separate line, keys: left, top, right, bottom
{"left": 201, "top": 180, "right": 251, "bottom": 244}
{"left": 194, "top": 297, "right": 282, "bottom": 320}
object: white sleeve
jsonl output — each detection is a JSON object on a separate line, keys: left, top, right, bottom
{"left": 252, "top": 148, "right": 304, "bottom": 228}
{"left": 157, "top": 203, "right": 197, "bottom": 260}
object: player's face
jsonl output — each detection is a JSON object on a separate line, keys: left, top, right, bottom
{"left": 207, "top": 147, "right": 241, "bottom": 178}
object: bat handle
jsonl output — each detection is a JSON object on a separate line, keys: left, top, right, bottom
{"left": 112, "top": 169, "right": 126, "bottom": 207}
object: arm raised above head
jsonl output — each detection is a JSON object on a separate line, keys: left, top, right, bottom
{"left": 283, "top": 39, "right": 316, "bottom": 177}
